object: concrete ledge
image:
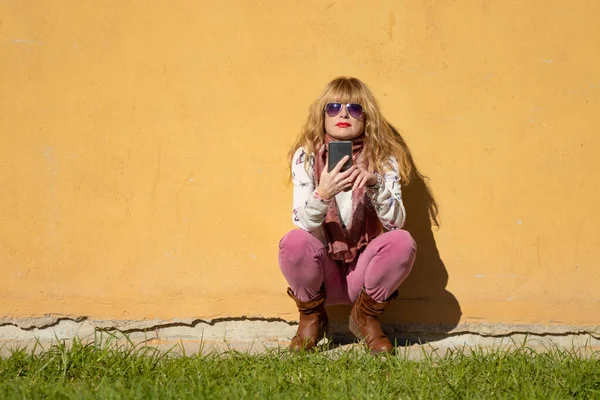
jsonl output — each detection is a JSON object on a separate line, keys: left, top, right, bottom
{"left": 1, "top": 316, "right": 599, "bottom": 356}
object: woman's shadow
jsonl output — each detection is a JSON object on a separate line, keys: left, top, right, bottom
{"left": 326, "top": 125, "right": 462, "bottom": 346}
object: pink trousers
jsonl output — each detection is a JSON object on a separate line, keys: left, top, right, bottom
{"left": 278, "top": 229, "right": 417, "bottom": 305}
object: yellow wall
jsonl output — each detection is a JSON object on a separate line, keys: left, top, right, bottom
{"left": 1, "top": 0, "right": 599, "bottom": 328}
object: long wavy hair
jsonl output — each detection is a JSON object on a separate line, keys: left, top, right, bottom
{"left": 288, "top": 76, "right": 412, "bottom": 183}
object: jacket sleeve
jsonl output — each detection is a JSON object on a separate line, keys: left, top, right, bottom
{"left": 291, "top": 147, "right": 331, "bottom": 231}
{"left": 366, "top": 156, "right": 406, "bottom": 230}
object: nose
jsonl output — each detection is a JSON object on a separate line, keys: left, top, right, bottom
{"left": 339, "top": 104, "right": 349, "bottom": 118}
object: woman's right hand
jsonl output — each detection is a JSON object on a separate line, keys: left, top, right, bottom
{"left": 317, "top": 156, "right": 360, "bottom": 200}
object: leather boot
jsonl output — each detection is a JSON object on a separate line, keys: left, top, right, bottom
{"left": 287, "top": 287, "right": 328, "bottom": 352}
{"left": 349, "top": 289, "right": 398, "bottom": 354}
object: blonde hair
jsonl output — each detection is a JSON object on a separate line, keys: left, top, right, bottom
{"left": 287, "top": 76, "right": 412, "bottom": 183}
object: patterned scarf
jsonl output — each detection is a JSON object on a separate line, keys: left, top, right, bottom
{"left": 314, "top": 135, "right": 382, "bottom": 263}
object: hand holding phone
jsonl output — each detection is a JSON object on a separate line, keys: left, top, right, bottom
{"left": 317, "top": 142, "right": 360, "bottom": 199}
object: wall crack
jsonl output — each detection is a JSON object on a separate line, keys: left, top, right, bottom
{"left": 1, "top": 316, "right": 598, "bottom": 348}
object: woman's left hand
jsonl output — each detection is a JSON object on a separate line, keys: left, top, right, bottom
{"left": 352, "top": 168, "right": 377, "bottom": 190}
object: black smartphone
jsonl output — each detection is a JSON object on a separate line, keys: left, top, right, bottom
{"left": 328, "top": 141, "right": 353, "bottom": 172}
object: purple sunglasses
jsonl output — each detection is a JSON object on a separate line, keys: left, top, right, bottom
{"left": 324, "top": 102, "right": 365, "bottom": 120}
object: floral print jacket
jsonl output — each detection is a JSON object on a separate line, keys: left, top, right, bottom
{"left": 291, "top": 147, "right": 406, "bottom": 241}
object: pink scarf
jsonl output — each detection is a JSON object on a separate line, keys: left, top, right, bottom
{"left": 314, "top": 135, "right": 382, "bottom": 263}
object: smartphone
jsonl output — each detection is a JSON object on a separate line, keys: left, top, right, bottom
{"left": 328, "top": 141, "right": 353, "bottom": 172}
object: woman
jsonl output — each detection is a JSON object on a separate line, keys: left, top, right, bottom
{"left": 278, "top": 77, "right": 417, "bottom": 354}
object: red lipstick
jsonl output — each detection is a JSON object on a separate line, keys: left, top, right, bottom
{"left": 336, "top": 122, "right": 351, "bottom": 127}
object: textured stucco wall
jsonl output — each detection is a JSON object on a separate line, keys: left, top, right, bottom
{"left": 1, "top": 0, "right": 599, "bottom": 331}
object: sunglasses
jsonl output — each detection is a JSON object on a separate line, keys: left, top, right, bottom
{"left": 324, "top": 102, "right": 365, "bottom": 120}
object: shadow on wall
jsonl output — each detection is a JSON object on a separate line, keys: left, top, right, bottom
{"left": 327, "top": 126, "right": 462, "bottom": 342}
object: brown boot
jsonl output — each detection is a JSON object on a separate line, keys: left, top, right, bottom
{"left": 287, "top": 287, "right": 328, "bottom": 352}
{"left": 349, "top": 289, "right": 398, "bottom": 354}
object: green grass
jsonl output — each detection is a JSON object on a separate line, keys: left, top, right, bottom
{"left": 1, "top": 335, "right": 599, "bottom": 399}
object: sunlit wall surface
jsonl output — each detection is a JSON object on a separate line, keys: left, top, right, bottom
{"left": 1, "top": 0, "right": 598, "bottom": 329}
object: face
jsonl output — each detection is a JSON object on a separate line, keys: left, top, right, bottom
{"left": 323, "top": 101, "right": 365, "bottom": 140}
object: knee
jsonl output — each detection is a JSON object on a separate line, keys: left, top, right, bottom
{"left": 367, "top": 231, "right": 416, "bottom": 289}
{"left": 279, "top": 229, "right": 321, "bottom": 253}
{"left": 278, "top": 229, "right": 324, "bottom": 269}
{"left": 385, "top": 229, "right": 416, "bottom": 250}
{"left": 379, "top": 230, "right": 417, "bottom": 265}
